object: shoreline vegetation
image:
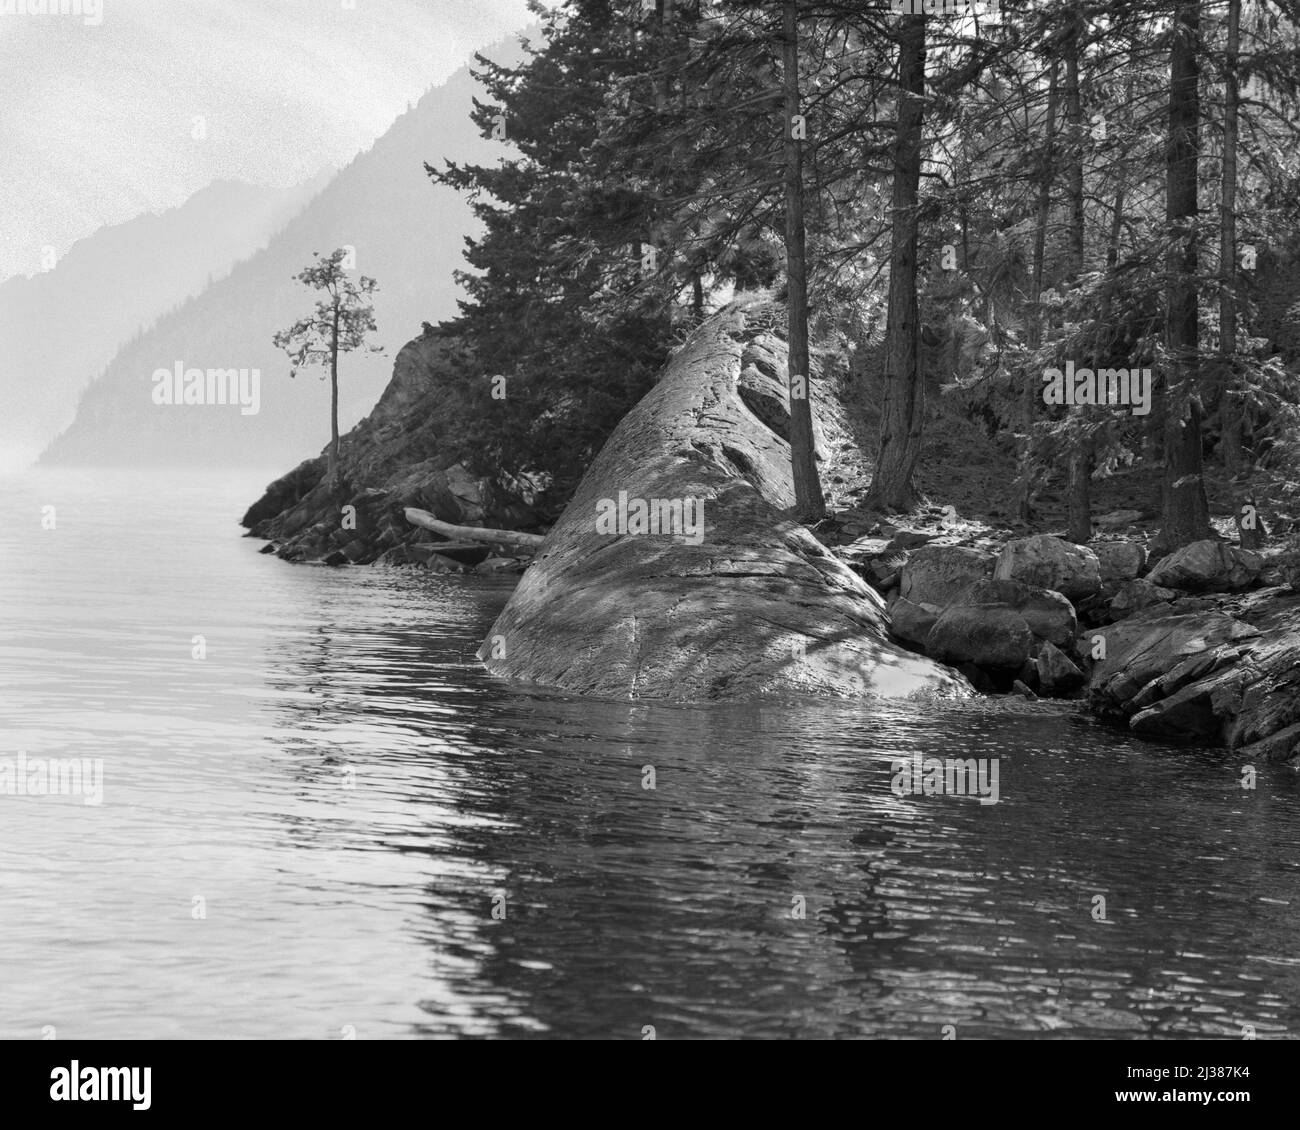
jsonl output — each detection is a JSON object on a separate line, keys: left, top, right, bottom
{"left": 246, "top": 2, "right": 1300, "bottom": 763}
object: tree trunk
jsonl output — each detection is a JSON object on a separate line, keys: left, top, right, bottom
{"left": 866, "top": 13, "right": 926, "bottom": 513}
{"left": 781, "top": 0, "right": 825, "bottom": 521}
{"left": 1064, "top": 8, "right": 1086, "bottom": 279}
{"left": 1066, "top": 447, "right": 1093, "bottom": 543}
{"left": 1062, "top": 9, "right": 1093, "bottom": 541}
{"left": 1221, "top": 0, "right": 1241, "bottom": 479}
{"left": 1159, "top": 1, "right": 1212, "bottom": 553}
{"left": 1220, "top": 0, "right": 1259, "bottom": 549}
{"left": 329, "top": 298, "right": 341, "bottom": 489}
{"left": 1075, "top": 73, "right": 1133, "bottom": 548}
{"left": 1016, "top": 57, "right": 1058, "bottom": 524}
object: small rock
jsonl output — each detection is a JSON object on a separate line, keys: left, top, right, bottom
{"left": 888, "top": 595, "right": 945, "bottom": 649}
{"left": 1036, "top": 640, "right": 1086, "bottom": 695}
{"left": 840, "top": 536, "right": 892, "bottom": 560}
{"left": 410, "top": 542, "right": 491, "bottom": 566}
{"left": 340, "top": 537, "right": 371, "bottom": 563}
{"left": 885, "top": 529, "right": 932, "bottom": 553}
{"left": 372, "top": 546, "right": 411, "bottom": 566}
{"left": 957, "top": 662, "right": 996, "bottom": 694}
{"left": 423, "top": 553, "right": 466, "bottom": 573}
{"left": 1110, "top": 578, "right": 1177, "bottom": 619}
{"left": 1098, "top": 509, "right": 1143, "bottom": 528}
{"left": 869, "top": 557, "right": 905, "bottom": 592}
{"left": 1280, "top": 554, "right": 1300, "bottom": 593}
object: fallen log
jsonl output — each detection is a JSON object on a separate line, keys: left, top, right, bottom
{"left": 404, "top": 507, "right": 545, "bottom": 550}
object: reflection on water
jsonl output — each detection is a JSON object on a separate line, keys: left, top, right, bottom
{"left": 1, "top": 468, "right": 1298, "bottom": 1039}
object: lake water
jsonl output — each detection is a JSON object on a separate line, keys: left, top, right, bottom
{"left": 2, "top": 467, "right": 1299, "bottom": 1039}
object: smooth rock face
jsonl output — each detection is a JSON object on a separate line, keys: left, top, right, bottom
{"left": 477, "top": 294, "right": 971, "bottom": 701}
{"left": 1146, "top": 539, "right": 1262, "bottom": 592}
{"left": 1090, "top": 540, "right": 1146, "bottom": 582}
{"left": 994, "top": 535, "right": 1101, "bottom": 599}
{"left": 898, "top": 545, "right": 995, "bottom": 607}
{"left": 926, "top": 606, "right": 1033, "bottom": 670}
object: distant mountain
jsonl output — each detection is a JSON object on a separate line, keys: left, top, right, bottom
{"left": 1, "top": 175, "right": 332, "bottom": 471}
{"left": 39, "top": 45, "right": 518, "bottom": 470}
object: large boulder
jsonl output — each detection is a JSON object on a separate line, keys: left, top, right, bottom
{"left": 926, "top": 606, "right": 1033, "bottom": 670}
{"left": 994, "top": 535, "right": 1101, "bottom": 599}
{"left": 1090, "top": 540, "right": 1146, "bottom": 583}
{"left": 476, "top": 294, "right": 971, "bottom": 701}
{"left": 1146, "top": 539, "right": 1262, "bottom": 593}
{"left": 898, "top": 545, "right": 994, "bottom": 607}
{"left": 962, "top": 578, "right": 1077, "bottom": 648}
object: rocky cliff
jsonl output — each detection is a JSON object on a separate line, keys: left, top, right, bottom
{"left": 241, "top": 325, "right": 545, "bottom": 569}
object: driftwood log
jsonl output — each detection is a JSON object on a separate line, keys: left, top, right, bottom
{"left": 404, "top": 507, "right": 545, "bottom": 550}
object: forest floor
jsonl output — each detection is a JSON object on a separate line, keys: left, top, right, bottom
{"left": 816, "top": 363, "right": 1293, "bottom": 558}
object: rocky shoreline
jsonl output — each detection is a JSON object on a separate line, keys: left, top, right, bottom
{"left": 831, "top": 522, "right": 1300, "bottom": 761}
{"left": 241, "top": 328, "right": 546, "bottom": 574}
{"left": 243, "top": 296, "right": 1300, "bottom": 763}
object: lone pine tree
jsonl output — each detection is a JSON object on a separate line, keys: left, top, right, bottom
{"left": 273, "top": 249, "right": 380, "bottom": 489}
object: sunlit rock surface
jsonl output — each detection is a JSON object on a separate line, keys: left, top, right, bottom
{"left": 478, "top": 293, "right": 972, "bottom": 701}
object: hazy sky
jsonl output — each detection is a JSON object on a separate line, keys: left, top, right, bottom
{"left": 0, "top": 0, "right": 533, "bottom": 280}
